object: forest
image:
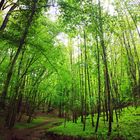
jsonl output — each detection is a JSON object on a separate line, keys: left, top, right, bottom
{"left": 0, "top": 0, "right": 140, "bottom": 140}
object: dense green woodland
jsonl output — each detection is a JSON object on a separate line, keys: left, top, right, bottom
{"left": 0, "top": 0, "right": 140, "bottom": 139}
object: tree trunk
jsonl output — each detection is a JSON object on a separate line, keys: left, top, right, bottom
{"left": 98, "top": 0, "right": 112, "bottom": 135}
{"left": 0, "top": 0, "right": 5, "bottom": 10}
{"left": 83, "top": 30, "right": 87, "bottom": 131}
{"left": 95, "top": 34, "right": 101, "bottom": 132}
{"left": 0, "top": 3, "right": 17, "bottom": 31}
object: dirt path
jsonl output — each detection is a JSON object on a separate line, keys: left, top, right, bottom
{"left": 2, "top": 116, "right": 63, "bottom": 140}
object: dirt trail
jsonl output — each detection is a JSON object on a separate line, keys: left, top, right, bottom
{"left": 2, "top": 116, "right": 63, "bottom": 140}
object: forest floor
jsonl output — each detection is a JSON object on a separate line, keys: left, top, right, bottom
{"left": 0, "top": 113, "right": 63, "bottom": 140}
{"left": 0, "top": 106, "right": 140, "bottom": 140}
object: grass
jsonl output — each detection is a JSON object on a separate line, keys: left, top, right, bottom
{"left": 48, "top": 106, "right": 140, "bottom": 140}
{"left": 14, "top": 116, "right": 63, "bottom": 129}
{"left": 14, "top": 117, "right": 47, "bottom": 129}
{"left": 117, "top": 106, "right": 140, "bottom": 140}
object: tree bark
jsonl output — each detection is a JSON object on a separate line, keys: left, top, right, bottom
{"left": 95, "top": 34, "right": 101, "bottom": 132}
{"left": 83, "top": 30, "right": 87, "bottom": 131}
{"left": 98, "top": 0, "right": 112, "bottom": 135}
{"left": 0, "top": 0, "right": 5, "bottom": 10}
{"left": 0, "top": 3, "right": 17, "bottom": 31}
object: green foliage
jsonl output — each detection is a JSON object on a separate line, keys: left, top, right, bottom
{"left": 48, "top": 106, "right": 140, "bottom": 139}
{"left": 0, "top": 0, "right": 140, "bottom": 136}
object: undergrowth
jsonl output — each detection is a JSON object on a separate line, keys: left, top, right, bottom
{"left": 48, "top": 106, "right": 140, "bottom": 140}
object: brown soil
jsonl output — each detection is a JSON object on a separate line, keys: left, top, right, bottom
{"left": 6, "top": 122, "right": 49, "bottom": 140}
{"left": 0, "top": 113, "right": 63, "bottom": 140}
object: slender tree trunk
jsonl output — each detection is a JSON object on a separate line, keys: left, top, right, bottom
{"left": 83, "top": 30, "right": 87, "bottom": 131}
{"left": 98, "top": 0, "right": 112, "bottom": 135}
{"left": 95, "top": 34, "right": 101, "bottom": 132}
{"left": 0, "top": 0, "right": 5, "bottom": 10}
{"left": 79, "top": 43, "right": 84, "bottom": 123}
{"left": 0, "top": 3, "right": 17, "bottom": 31}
